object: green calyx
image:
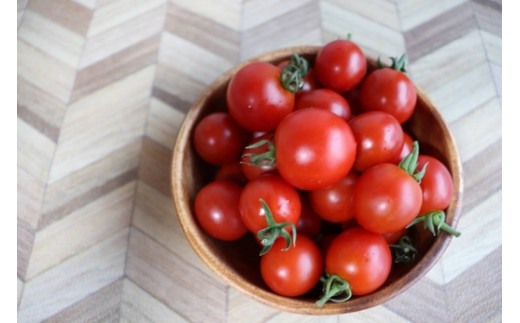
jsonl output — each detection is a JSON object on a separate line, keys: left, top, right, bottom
{"left": 315, "top": 274, "right": 352, "bottom": 308}
{"left": 389, "top": 235, "right": 418, "bottom": 264}
{"left": 406, "top": 210, "right": 461, "bottom": 237}
{"left": 281, "top": 53, "right": 309, "bottom": 93}
{"left": 377, "top": 53, "right": 408, "bottom": 73}
{"left": 241, "top": 139, "right": 276, "bottom": 167}
{"left": 399, "top": 141, "right": 428, "bottom": 183}
{"left": 256, "top": 199, "right": 297, "bottom": 256}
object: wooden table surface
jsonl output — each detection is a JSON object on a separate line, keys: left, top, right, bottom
{"left": 17, "top": 0, "right": 502, "bottom": 321}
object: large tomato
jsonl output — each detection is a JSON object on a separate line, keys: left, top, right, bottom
{"left": 193, "top": 112, "right": 250, "bottom": 165}
{"left": 314, "top": 39, "right": 367, "bottom": 92}
{"left": 354, "top": 163, "right": 423, "bottom": 234}
{"left": 227, "top": 62, "right": 295, "bottom": 132}
{"left": 318, "top": 227, "right": 392, "bottom": 305}
{"left": 274, "top": 108, "right": 357, "bottom": 190}
{"left": 295, "top": 88, "right": 352, "bottom": 121}
{"left": 194, "top": 181, "right": 248, "bottom": 241}
{"left": 349, "top": 111, "right": 404, "bottom": 172}
{"left": 416, "top": 155, "right": 454, "bottom": 214}
{"left": 359, "top": 64, "right": 417, "bottom": 124}
{"left": 260, "top": 235, "right": 323, "bottom": 297}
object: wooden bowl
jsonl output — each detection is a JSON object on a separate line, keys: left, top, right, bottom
{"left": 170, "top": 46, "right": 463, "bottom": 314}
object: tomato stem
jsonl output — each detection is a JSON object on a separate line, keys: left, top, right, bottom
{"left": 241, "top": 139, "right": 276, "bottom": 167}
{"left": 399, "top": 141, "right": 428, "bottom": 182}
{"left": 280, "top": 53, "right": 309, "bottom": 93}
{"left": 316, "top": 274, "right": 352, "bottom": 307}
{"left": 406, "top": 210, "right": 461, "bottom": 237}
{"left": 389, "top": 235, "right": 418, "bottom": 263}
{"left": 257, "top": 199, "right": 297, "bottom": 256}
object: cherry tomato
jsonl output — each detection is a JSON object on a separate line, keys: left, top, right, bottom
{"left": 215, "top": 161, "right": 248, "bottom": 186}
{"left": 194, "top": 181, "right": 248, "bottom": 241}
{"left": 260, "top": 235, "right": 323, "bottom": 297}
{"left": 416, "top": 155, "right": 454, "bottom": 214}
{"left": 296, "top": 192, "right": 323, "bottom": 238}
{"left": 227, "top": 62, "right": 295, "bottom": 132}
{"left": 274, "top": 108, "right": 357, "bottom": 190}
{"left": 359, "top": 67, "right": 417, "bottom": 124}
{"left": 325, "top": 228, "right": 392, "bottom": 296}
{"left": 193, "top": 112, "right": 250, "bottom": 165}
{"left": 354, "top": 163, "right": 423, "bottom": 234}
{"left": 314, "top": 39, "right": 367, "bottom": 92}
{"left": 349, "top": 111, "right": 404, "bottom": 172}
{"left": 240, "top": 132, "right": 278, "bottom": 181}
{"left": 309, "top": 172, "right": 358, "bottom": 223}
{"left": 390, "top": 131, "right": 414, "bottom": 164}
{"left": 295, "top": 88, "right": 352, "bottom": 121}
{"left": 239, "top": 174, "right": 301, "bottom": 235}
{"left": 382, "top": 228, "right": 408, "bottom": 245}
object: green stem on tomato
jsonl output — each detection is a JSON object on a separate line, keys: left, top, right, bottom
{"left": 377, "top": 53, "right": 409, "bottom": 73}
{"left": 257, "top": 199, "right": 297, "bottom": 256}
{"left": 389, "top": 235, "right": 418, "bottom": 264}
{"left": 240, "top": 139, "right": 276, "bottom": 167}
{"left": 399, "top": 141, "right": 428, "bottom": 183}
{"left": 316, "top": 274, "right": 352, "bottom": 307}
{"left": 406, "top": 210, "right": 461, "bottom": 237}
{"left": 281, "top": 53, "right": 309, "bottom": 93}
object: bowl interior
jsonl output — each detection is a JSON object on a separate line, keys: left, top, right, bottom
{"left": 171, "top": 46, "right": 463, "bottom": 315}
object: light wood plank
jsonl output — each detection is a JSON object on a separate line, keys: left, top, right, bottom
{"left": 17, "top": 118, "right": 55, "bottom": 182}
{"left": 145, "top": 97, "right": 185, "bottom": 150}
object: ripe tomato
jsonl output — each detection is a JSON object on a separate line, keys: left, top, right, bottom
{"left": 359, "top": 66, "right": 417, "bottom": 124}
{"left": 354, "top": 163, "right": 423, "bottom": 234}
{"left": 274, "top": 108, "right": 357, "bottom": 190}
{"left": 416, "top": 155, "right": 454, "bottom": 214}
{"left": 314, "top": 39, "right": 367, "bottom": 92}
{"left": 390, "top": 131, "right": 414, "bottom": 164}
{"left": 227, "top": 62, "right": 295, "bottom": 132}
{"left": 296, "top": 192, "right": 322, "bottom": 238}
{"left": 260, "top": 235, "right": 323, "bottom": 297}
{"left": 349, "top": 111, "right": 404, "bottom": 172}
{"left": 193, "top": 112, "right": 250, "bottom": 165}
{"left": 240, "top": 132, "right": 278, "bottom": 181}
{"left": 295, "top": 88, "right": 352, "bottom": 121}
{"left": 324, "top": 228, "right": 392, "bottom": 296}
{"left": 215, "top": 161, "right": 248, "bottom": 186}
{"left": 194, "top": 181, "right": 248, "bottom": 241}
{"left": 238, "top": 174, "right": 301, "bottom": 236}
{"left": 309, "top": 172, "right": 358, "bottom": 223}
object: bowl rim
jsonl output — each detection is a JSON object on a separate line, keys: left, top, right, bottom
{"left": 170, "top": 46, "right": 464, "bottom": 315}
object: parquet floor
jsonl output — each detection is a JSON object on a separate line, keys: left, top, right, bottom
{"left": 17, "top": 0, "right": 502, "bottom": 321}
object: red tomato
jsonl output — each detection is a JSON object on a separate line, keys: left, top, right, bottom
{"left": 325, "top": 228, "right": 392, "bottom": 296}
{"left": 314, "top": 39, "right": 367, "bottom": 92}
{"left": 309, "top": 172, "right": 358, "bottom": 223}
{"left": 238, "top": 174, "right": 301, "bottom": 235}
{"left": 354, "top": 163, "right": 423, "bottom": 234}
{"left": 260, "top": 235, "right": 323, "bottom": 297}
{"left": 193, "top": 112, "right": 250, "bottom": 165}
{"left": 390, "top": 131, "right": 414, "bottom": 164}
{"left": 382, "top": 228, "right": 408, "bottom": 245}
{"left": 227, "top": 62, "right": 295, "bottom": 132}
{"left": 349, "top": 111, "right": 404, "bottom": 172}
{"left": 194, "top": 181, "right": 248, "bottom": 241}
{"left": 296, "top": 192, "right": 323, "bottom": 238}
{"left": 359, "top": 67, "right": 417, "bottom": 124}
{"left": 417, "top": 155, "right": 454, "bottom": 214}
{"left": 215, "top": 161, "right": 248, "bottom": 186}
{"left": 295, "top": 88, "right": 352, "bottom": 121}
{"left": 240, "top": 132, "right": 278, "bottom": 181}
{"left": 274, "top": 108, "right": 357, "bottom": 190}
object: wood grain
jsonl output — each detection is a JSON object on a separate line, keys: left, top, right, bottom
{"left": 17, "top": 0, "right": 502, "bottom": 321}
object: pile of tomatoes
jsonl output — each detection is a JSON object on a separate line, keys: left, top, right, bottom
{"left": 191, "top": 38, "right": 460, "bottom": 306}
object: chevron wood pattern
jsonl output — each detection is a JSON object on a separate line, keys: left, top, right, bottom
{"left": 17, "top": 0, "right": 502, "bottom": 321}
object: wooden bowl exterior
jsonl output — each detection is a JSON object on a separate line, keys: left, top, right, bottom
{"left": 171, "top": 46, "right": 463, "bottom": 314}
